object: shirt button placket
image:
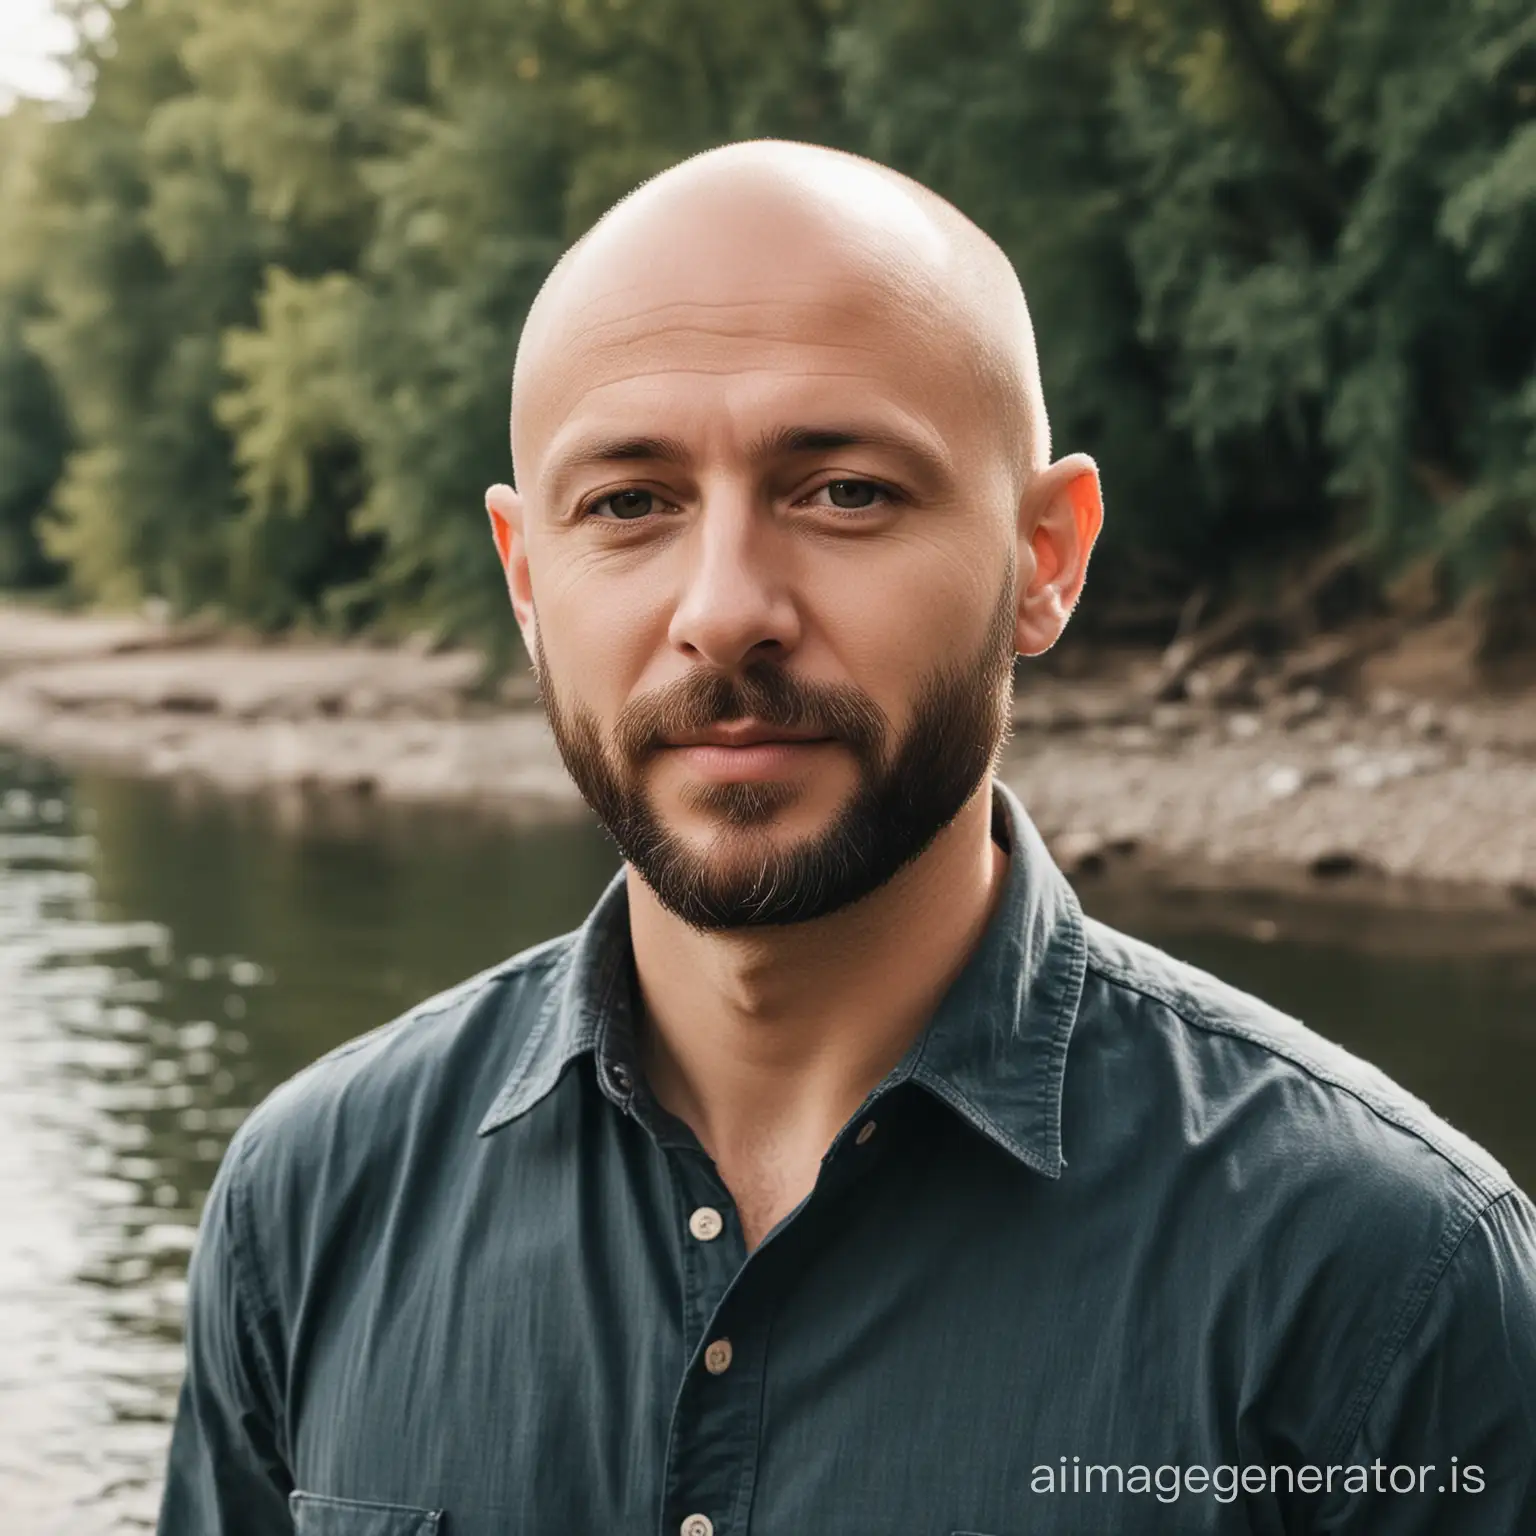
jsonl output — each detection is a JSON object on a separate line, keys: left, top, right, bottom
{"left": 662, "top": 1172, "right": 761, "bottom": 1535}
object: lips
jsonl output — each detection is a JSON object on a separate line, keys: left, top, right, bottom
{"left": 663, "top": 722, "right": 831, "bottom": 749}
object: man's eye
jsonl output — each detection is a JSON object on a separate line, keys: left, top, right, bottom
{"left": 589, "top": 489, "right": 657, "bottom": 521}
{"left": 812, "top": 480, "right": 891, "bottom": 511}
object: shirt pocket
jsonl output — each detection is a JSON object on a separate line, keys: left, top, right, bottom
{"left": 289, "top": 1490, "right": 443, "bottom": 1535}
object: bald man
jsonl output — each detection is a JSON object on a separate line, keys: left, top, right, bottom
{"left": 159, "top": 142, "right": 1536, "bottom": 1536}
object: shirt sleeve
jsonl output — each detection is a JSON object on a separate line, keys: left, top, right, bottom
{"left": 1316, "top": 1187, "right": 1536, "bottom": 1534}
{"left": 156, "top": 1124, "right": 295, "bottom": 1536}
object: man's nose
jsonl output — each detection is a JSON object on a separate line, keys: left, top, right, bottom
{"left": 666, "top": 493, "right": 801, "bottom": 672}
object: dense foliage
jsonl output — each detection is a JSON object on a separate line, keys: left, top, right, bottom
{"left": 0, "top": 0, "right": 1531, "bottom": 656}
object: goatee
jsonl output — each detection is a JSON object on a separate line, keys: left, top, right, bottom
{"left": 535, "top": 565, "right": 1017, "bottom": 930}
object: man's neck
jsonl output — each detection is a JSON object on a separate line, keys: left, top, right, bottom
{"left": 627, "top": 782, "right": 1010, "bottom": 1185}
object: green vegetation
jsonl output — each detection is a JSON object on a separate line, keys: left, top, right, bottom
{"left": 0, "top": 0, "right": 1531, "bottom": 662}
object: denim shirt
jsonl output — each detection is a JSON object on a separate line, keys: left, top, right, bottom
{"left": 157, "top": 781, "right": 1536, "bottom": 1536}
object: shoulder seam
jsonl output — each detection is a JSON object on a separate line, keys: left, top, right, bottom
{"left": 1084, "top": 955, "right": 1508, "bottom": 1202}
{"left": 1323, "top": 1187, "right": 1519, "bottom": 1465}
{"left": 407, "top": 943, "right": 569, "bottom": 1027}
{"left": 278, "top": 943, "right": 570, "bottom": 1085}
{"left": 225, "top": 1120, "right": 289, "bottom": 1450}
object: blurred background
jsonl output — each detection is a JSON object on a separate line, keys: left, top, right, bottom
{"left": 0, "top": 0, "right": 1533, "bottom": 1529}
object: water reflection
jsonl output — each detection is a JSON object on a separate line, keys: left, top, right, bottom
{"left": 0, "top": 769, "right": 209, "bottom": 1531}
{"left": 0, "top": 753, "right": 1531, "bottom": 1531}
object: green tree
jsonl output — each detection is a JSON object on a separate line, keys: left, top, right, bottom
{"left": 21, "top": 0, "right": 247, "bottom": 610}
{"left": 18, "top": 0, "right": 384, "bottom": 626}
{"left": 0, "top": 104, "right": 69, "bottom": 589}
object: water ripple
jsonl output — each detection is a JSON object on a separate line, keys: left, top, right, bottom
{"left": 0, "top": 761, "right": 267, "bottom": 1532}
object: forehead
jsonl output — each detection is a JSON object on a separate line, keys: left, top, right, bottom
{"left": 514, "top": 251, "right": 994, "bottom": 492}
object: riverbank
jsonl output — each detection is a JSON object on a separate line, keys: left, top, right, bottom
{"left": 0, "top": 605, "right": 1531, "bottom": 913}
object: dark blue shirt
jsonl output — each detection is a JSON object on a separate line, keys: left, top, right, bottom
{"left": 158, "top": 781, "right": 1536, "bottom": 1535}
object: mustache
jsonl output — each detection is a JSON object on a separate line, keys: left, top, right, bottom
{"left": 611, "top": 661, "right": 888, "bottom": 762}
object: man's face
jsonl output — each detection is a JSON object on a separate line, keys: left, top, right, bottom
{"left": 505, "top": 189, "right": 1025, "bottom": 930}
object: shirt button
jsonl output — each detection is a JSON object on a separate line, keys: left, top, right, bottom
{"left": 680, "top": 1516, "right": 714, "bottom": 1536}
{"left": 688, "top": 1205, "right": 724, "bottom": 1242}
{"left": 855, "top": 1120, "right": 877, "bottom": 1145}
{"left": 703, "top": 1337, "right": 733, "bottom": 1374}
{"left": 607, "top": 1062, "right": 632, "bottom": 1094}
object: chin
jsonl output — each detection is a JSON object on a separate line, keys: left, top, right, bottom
{"left": 675, "top": 781, "right": 843, "bottom": 835}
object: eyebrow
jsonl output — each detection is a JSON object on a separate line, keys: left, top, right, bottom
{"left": 747, "top": 424, "right": 950, "bottom": 476}
{"left": 542, "top": 421, "right": 953, "bottom": 505}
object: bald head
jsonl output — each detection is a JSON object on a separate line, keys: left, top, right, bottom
{"left": 509, "top": 140, "right": 1048, "bottom": 494}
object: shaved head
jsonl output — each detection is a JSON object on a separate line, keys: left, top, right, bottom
{"left": 510, "top": 139, "right": 1048, "bottom": 498}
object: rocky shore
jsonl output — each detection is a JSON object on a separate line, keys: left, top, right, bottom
{"left": 0, "top": 605, "right": 1531, "bottom": 915}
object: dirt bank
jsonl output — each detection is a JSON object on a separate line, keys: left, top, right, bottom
{"left": 0, "top": 605, "right": 1531, "bottom": 912}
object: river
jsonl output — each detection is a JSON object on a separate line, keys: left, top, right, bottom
{"left": 1, "top": 750, "right": 1532, "bottom": 1531}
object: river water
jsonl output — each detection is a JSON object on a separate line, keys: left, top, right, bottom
{"left": 1, "top": 750, "right": 1532, "bottom": 1532}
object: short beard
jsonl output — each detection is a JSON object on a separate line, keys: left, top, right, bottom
{"left": 535, "top": 563, "right": 1017, "bottom": 931}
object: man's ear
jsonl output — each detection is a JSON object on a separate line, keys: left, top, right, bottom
{"left": 1015, "top": 453, "right": 1103, "bottom": 657}
{"left": 485, "top": 483, "right": 537, "bottom": 642}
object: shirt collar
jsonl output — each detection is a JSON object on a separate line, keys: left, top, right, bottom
{"left": 477, "top": 779, "right": 1087, "bottom": 1178}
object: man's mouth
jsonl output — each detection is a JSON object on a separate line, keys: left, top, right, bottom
{"left": 662, "top": 720, "right": 832, "bottom": 749}
{"left": 658, "top": 722, "right": 837, "bottom": 782}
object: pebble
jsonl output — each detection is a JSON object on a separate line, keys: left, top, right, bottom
{"left": 1263, "top": 765, "right": 1307, "bottom": 799}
